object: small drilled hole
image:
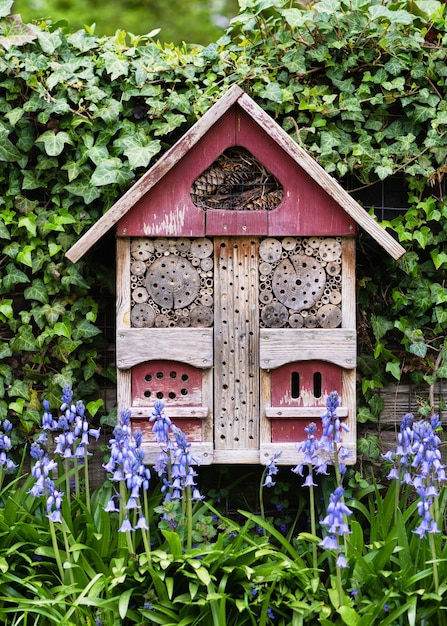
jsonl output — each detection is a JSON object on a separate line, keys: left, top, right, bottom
{"left": 156, "top": 391, "right": 164, "bottom": 399}
{"left": 181, "top": 389, "right": 188, "bottom": 396}
{"left": 145, "top": 374, "right": 152, "bottom": 382}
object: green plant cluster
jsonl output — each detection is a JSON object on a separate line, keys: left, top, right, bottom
{"left": 1, "top": 394, "right": 447, "bottom": 625}
{"left": 12, "top": 0, "right": 239, "bottom": 45}
{"left": 1, "top": 0, "right": 447, "bottom": 436}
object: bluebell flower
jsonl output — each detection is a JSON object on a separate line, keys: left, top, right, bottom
{"left": 0, "top": 419, "right": 16, "bottom": 471}
{"left": 104, "top": 498, "right": 119, "bottom": 512}
{"left": 267, "top": 607, "right": 275, "bottom": 620}
{"left": 149, "top": 400, "right": 172, "bottom": 445}
{"left": 320, "top": 486, "right": 351, "bottom": 567}
{"left": 104, "top": 411, "right": 151, "bottom": 531}
{"left": 134, "top": 515, "right": 149, "bottom": 531}
{"left": 320, "top": 391, "right": 350, "bottom": 454}
{"left": 263, "top": 451, "right": 281, "bottom": 488}
{"left": 118, "top": 517, "right": 133, "bottom": 533}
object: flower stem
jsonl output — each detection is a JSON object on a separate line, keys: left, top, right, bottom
{"left": 142, "top": 489, "right": 152, "bottom": 566}
{"left": 308, "top": 464, "right": 318, "bottom": 574}
{"left": 186, "top": 484, "right": 193, "bottom": 550}
{"left": 429, "top": 529, "right": 439, "bottom": 594}
{"left": 49, "top": 519, "right": 64, "bottom": 582}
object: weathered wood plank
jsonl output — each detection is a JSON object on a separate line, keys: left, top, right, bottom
{"left": 341, "top": 237, "right": 356, "bottom": 329}
{"left": 214, "top": 237, "right": 260, "bottom": 450}
{"left": 238, "top": 93, "right": 405, "bottom": 260}
{"left": 265, "top": 406, "right": 348, "bottom": 418}
{"left": 66, "top": 86, "right": 244, "bottom": 262}
{"left": 142, "top": 442, "right": 214, "bottom": 465}
{"left": 131, "top": 406, "right": 209, "bottom": 419}
{"left": 260, "top": 441, "right": 356, "bottom": 465}
{"left": 116, "top": 328, "right": 213, "bottom": 369}
{"left": 260, "top": 328, "right": 356, "bottom": 369}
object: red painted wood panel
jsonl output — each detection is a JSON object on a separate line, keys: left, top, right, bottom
{"left": 131, "top": 360, "right": 202, "bottom": 406}
{"left": 270, "top": 360, "right": 343, "bottom": 443}
{"left": 132, "top": 417, "right": 203, "bottom": 443}
{"left": 117, "top": 104, "right": 356, "bottom": 238}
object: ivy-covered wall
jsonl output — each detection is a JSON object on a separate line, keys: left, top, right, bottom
{"left": 1, "top": 0, "right": 447, "bottom": 450}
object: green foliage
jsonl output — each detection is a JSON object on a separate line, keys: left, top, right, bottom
{"left": 1, "top": 0, "right": 447, "bottom": 434}
{"left": 12, "top": 0, "right": 239, "bottom": 45}
{"left": 2, "top": 403, "right": 447, "bottom": 624}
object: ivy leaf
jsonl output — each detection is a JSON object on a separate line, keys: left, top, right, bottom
{"left": 0, "top": 14, "right": 37, "bottom": 49}
{"left": 0, "top": 299, "right": 13, "bottom": 321}
{"left": 10, "top": 326, "right": 37, "bottom": 352}
{"left": 114, "top": 135, "right": 161, "bottom": 169}
{"left": 0, "top": 343, "right": 12, "bottom": 360}
{"left": 430, "top": 248, "right": 447, "bottom": 270}
{"left": 72, "top": 319, "right": 102, "bottom": 340}
{"left": 0, "top": 129, "right": 25, "bottom": 163}
{"left": 0, "top": 220, "right": 10, "bottom": 240}
{"left": 371, "top": 315, "right": 394, "bottom": 342}
{"left": 0, "top": 0, "right": 13, "bottom": 18}
{"left": 90, "top": 158, "right": 134, "bottom": 187}
{"left": 280, "top": 8, "right": 312, "bottom": 28}
{"left": 3, "top": 263, "right": 29, "bottom": 290}
{"left": 259, "top": 82, "right": 283, "bottom": 104}
{"left": 65, "top": 180, "right": 101, "bottom": 204}
{"left": 24, "top": 279, "right": 49, "bottom": 304}
{"left": 54, "top": 319, "right": 72, "bottom": 339}
{"left": 41, "top": 302, "right": 66, "bottom": 325}
{"left": 36, "top": 131, "right": 74, "bottom": 157}
{"left": 386, "top": 360, "right": 401, "bottom": 380}
{"left": 409, "top": 341, "right": 427, "bottom": 358}
{"left": 436, "top": 364, "right": 447, "bottom": 378}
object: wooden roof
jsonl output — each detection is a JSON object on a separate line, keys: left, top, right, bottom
{"left": 66, "top": 85, "right": 405, "bottom": 262}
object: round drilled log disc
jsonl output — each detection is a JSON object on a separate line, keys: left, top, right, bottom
{"left": 131, "top": 260, "right": 147, "bottom": 276}
{"left": 200, "top": 257, "right": 213, "bottom": 271}
{"left": 200, "top": 293, "right": 214, "bottom": 307}
{"left": 154, "top": 238, "right": 170, "bottom": 253}
{"left": 132, "top": 287, "right": 149, "bottom": 303}
{"left": 176, "top": 238, "right": 191, "bottom": 253}
{"left": 190, "top": 305, "right": 213, "bottom": 327}
{"left": 131, "top": 304, "right": 155, "bottom": 328}
{"left": 272, "top": 254, "right": 326, "bottom": 311}
{"left": 330, "top": 289, "right": 342, "bottom": 305}
{"left": 155, "top": 314, "right": 170, "bottom": 327}
{"left": 131, "top": 239, "right": 154, "bottom": 261}
{"left": 317, "top": 304, "right": 342, "bottom": 328}
{"left": 304, "top": 314, "right": 319, "bottom": 328}
{"left": 190, "top": 238, "right": 213, "bottom": 259}
{"left": 326, "top": 261, "right": 341, "bottom": 276}
{"left": 260, "top": 238, "right": 282, "bottom": 263}
{"left": 259, "top": 290, "right": 273, "bottom": 304}
{"left": 261, "top": 302, "right": 289, "bottom": 327}
{"left": 307, "top": 237, "right": 321, "bottom": 250}
{"left": 176, "top": 314, "right": 191, "bottom": 327}
{"left": 282, "top": 237, "right": 297, "bottom": 251}
{"left": 319, "top": 238, "right": 342, "bottom": 262}
{"left": 259, "top": 261, "right": 273, "bottom": 276}
{"left": 289, "top": 313, "right": 304, "bottom": 328}
{"left": 145, "top": 257, "right": 200, "bottom": 308}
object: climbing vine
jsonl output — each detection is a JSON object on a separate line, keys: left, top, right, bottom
{"left": 1, "top": 0, "right": 447, "bottom": 440}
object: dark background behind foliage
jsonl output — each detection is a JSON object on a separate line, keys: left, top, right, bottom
{"left": 12, "top": 0, "right": 240, "bottom": 44}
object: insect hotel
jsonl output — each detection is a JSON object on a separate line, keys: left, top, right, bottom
{"left": 67, "top": 85, "right": 405, "bottom": 465}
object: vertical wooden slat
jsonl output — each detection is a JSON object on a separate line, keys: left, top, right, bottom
{"left": 259, "top": 368, "right": 272, "bottom": 464}
{"left": 214, "top": 237, "right": 260, "bottom": 450}
{"left": 116, "top": 237, "right": 132, "bottom": 413}
{"left": 341, "top": 237, "right": 356, "bottom": 329}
